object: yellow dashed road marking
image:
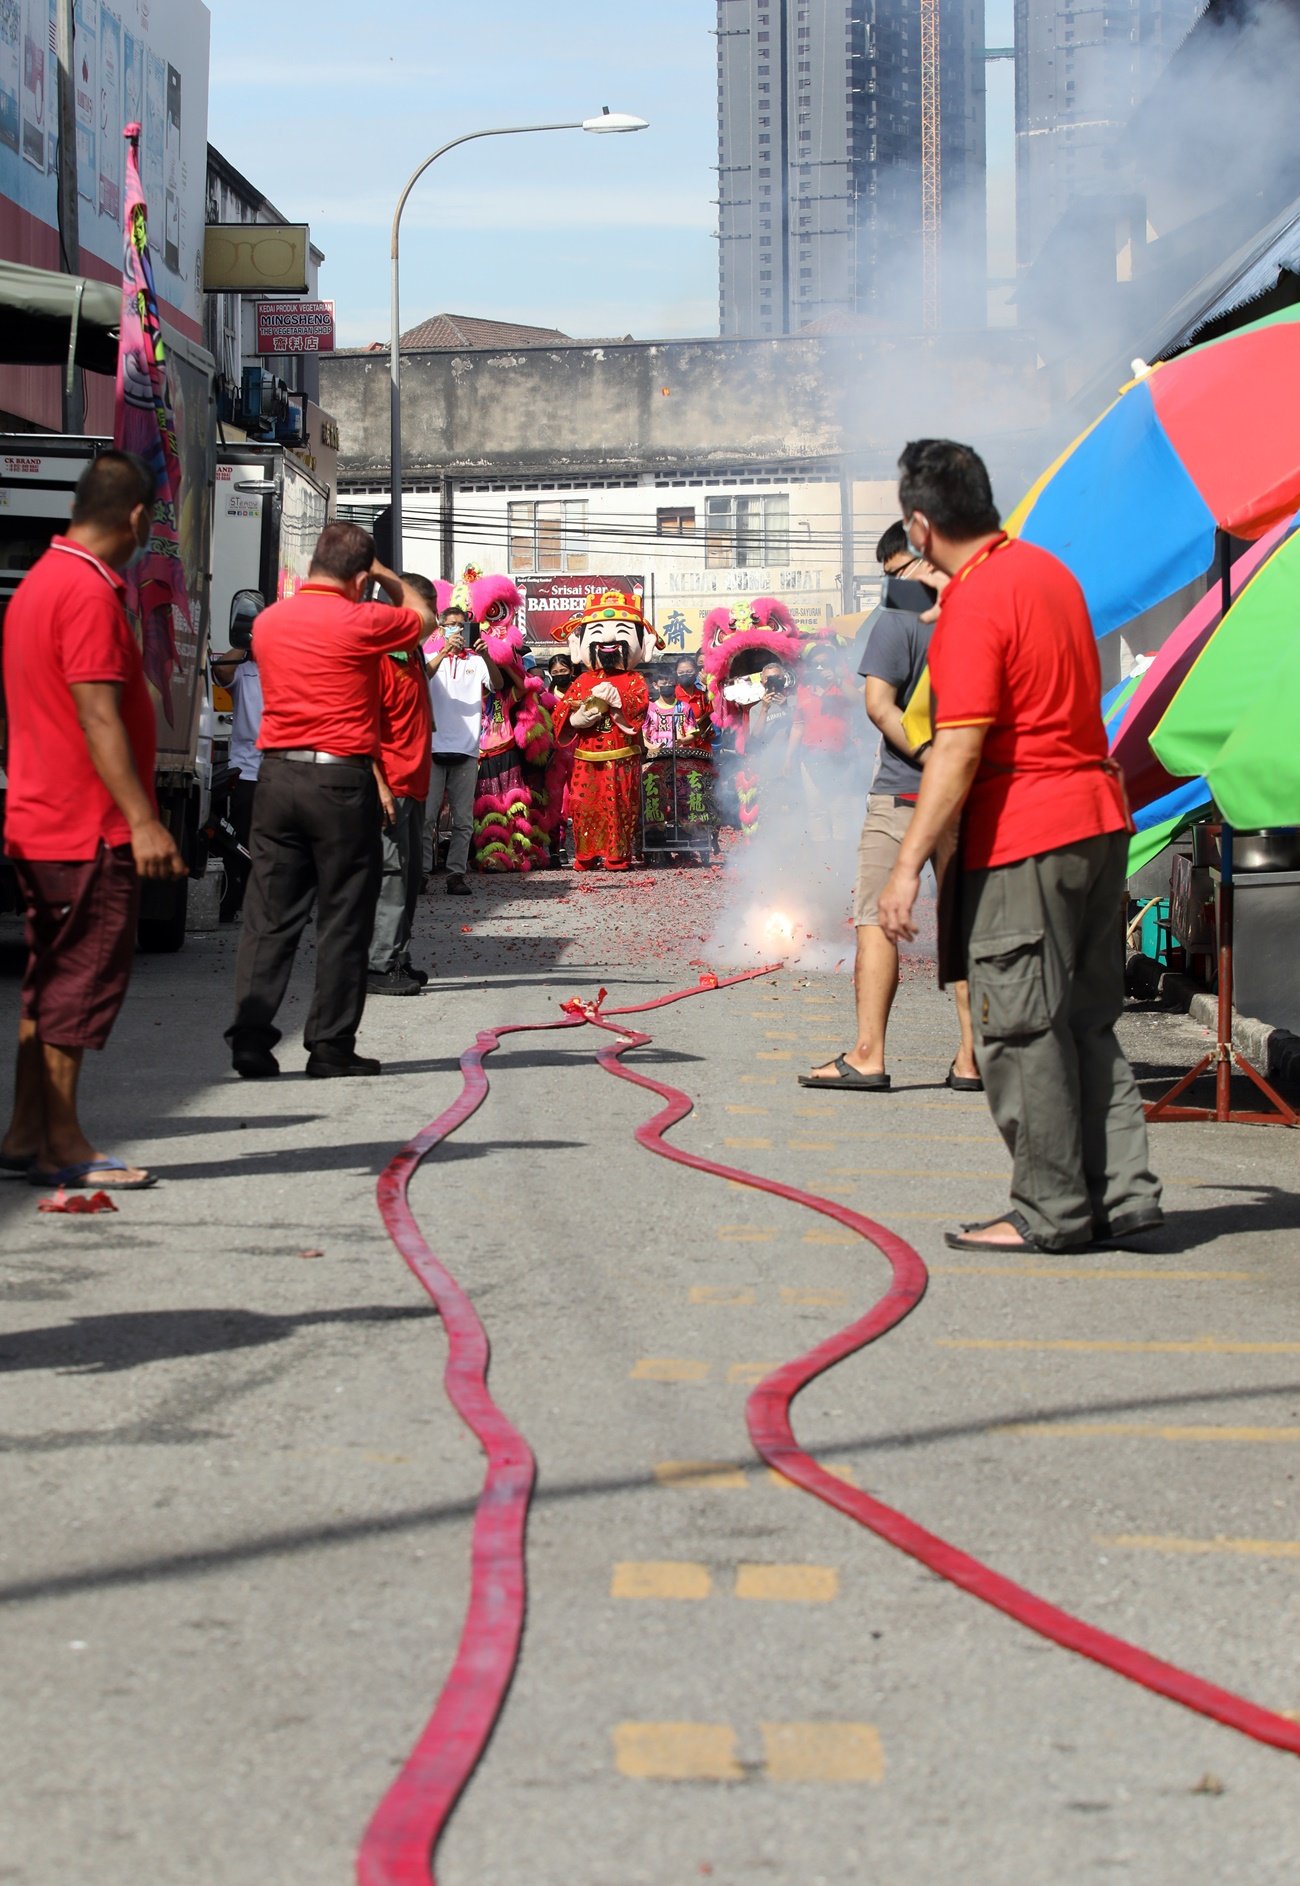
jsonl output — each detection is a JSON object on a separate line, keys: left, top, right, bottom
{"left": 933, "top": 1264, "right": 1253, "bottom": 1282}
{"left": 725, "top": 1104, "right": 770, "bottom": 1115}
{"left": 614, "top": 1723, "right": 742, "bottom": 1781}
{"left": 771, "top": 1462, "right": 858, "bottom": 1489}
{"left": 690, "top": 1285, "right": 757, "bottom": 1306}
{"left": 938, "top": 1338, "right": 1300, "bottom": 1355}
{"left": 789, "top": 1138, "right": 837, "bottom": 1151}
{"left": 781, "top": 1287, "right": 850, "bottom": 1307}
{"left": 736, "top": 1564, "right": 839, "bottom": 1603}
{"left": 725, "top": 1136, "right": 773, "bottom": 1150}
{"left": 1006, "top": 1422, "right": 1300, "bottom": 1442}
{"left": 793, "top": 1105, "right": 838, "bottom": 1117}
{"left": 726, "top": 1362, "right": 781, "bottom": 1384}
{"left": 760, "top": 1721, "right": 884, "bottom": 1784}
{"left": 612, "top": 1561, "right": 712, "bottom": 1600}
{"left": 1099, "top": 1535, "right": 1300, "bottom": 1558}
{"left": 803, "top": 1227, "right": 858, "bottom": 1244}
{"left": 764, "top": 1030, "right": 798, "bottom": 1040}
{"left": 716, "top": 1225, "right": 777, "bottom": 1242}
{"left": 655, "top": 1461, "right": 747, "bottom": 1489}
{"left": 630, "top": 1358, "right": 711, "bottom": 1382}
{"left": 739, "top": 1075, "right": 779, "bottom": 1085}
{"left": 756, "top": 1051, "right": 793, "bottom": 1061}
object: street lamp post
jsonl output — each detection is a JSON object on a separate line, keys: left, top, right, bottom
{"left": 389, "top": 109, "right": 648, "bottom": 570}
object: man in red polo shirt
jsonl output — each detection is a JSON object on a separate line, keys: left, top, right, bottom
{"left": 225, "top": 522, "right": 436, "bottom": 1079}
{"left": 366, "top": 572, "right": 435, "bottom": 995}
{"left": 877, "top": 439, "right": 1162, "bottom": 1253}
{"left": 1, "top": 451, "right": 185, "bottom": 1190}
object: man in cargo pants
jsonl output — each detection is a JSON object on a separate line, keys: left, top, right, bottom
{"left": 877, "top": 438, "right": 1162, "bottom": 1254}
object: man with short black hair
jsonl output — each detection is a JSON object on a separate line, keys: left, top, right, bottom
{"left": 804, "top": 520, "right": 979, "bottom": 1092}
{"left": 1, "top": 449, "right": 185, "bottom": 1189}
{"left": 878, "top": 439, "right": 1162, "bottom": 1253}
{"left": 225, "top": 523, "right": 436, "bottom": 1078}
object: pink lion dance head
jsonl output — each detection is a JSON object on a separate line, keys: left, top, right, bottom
{"left": 430, "top": 565, "right": 525, "bottom": 672}
{"left": 699, "top": 596, "right": 802, "bottom": 731}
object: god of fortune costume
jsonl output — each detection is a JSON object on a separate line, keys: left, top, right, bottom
{"left": 552, "top": 590, "right": 656, "bottom": 870}
{"left": 699, "top": 597, "right": 801, "bottom": 839}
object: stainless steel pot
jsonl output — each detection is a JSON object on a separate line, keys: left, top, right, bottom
{"left": 1231, "top": 828, "right": 1300, "bottom": 873}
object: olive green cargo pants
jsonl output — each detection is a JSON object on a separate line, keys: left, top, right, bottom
{"left": 961, "top": 830, "right": 1162, "bottom": 1250}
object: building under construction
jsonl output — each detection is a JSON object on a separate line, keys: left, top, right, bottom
{"left": 715, "top": 0, "right": 988, "bottom": 337}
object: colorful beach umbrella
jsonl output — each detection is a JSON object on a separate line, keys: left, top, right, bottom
{"left": 1006, "top": 305, "right": 1300, "bottom": 640}
{"left": 1151, "top": 523, "right": 1300, "bottom": 829}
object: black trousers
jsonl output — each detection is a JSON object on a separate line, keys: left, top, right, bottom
{"left": 218, "top": 774, "right": 259, "bottom": 921}
{"left": 226, "top": 755, "right": 382, "bottom": 1058}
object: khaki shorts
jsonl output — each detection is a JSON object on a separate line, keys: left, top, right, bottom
{"left": 853, "top": 795, "right": 956, "bottom": 927}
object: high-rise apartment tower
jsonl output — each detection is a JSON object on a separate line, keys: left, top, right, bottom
{"left": 716, "top": 0, "right": 988, "bottom": 336}
{"left": 1014, "top": 1, "right": 1206, "bottom": 270}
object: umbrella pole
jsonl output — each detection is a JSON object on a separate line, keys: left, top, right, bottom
{"left": 1145, "top": 821, "right": 1299, "bottom": 1127}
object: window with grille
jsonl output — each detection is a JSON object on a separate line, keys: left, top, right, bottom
{"left": 704, "top": 494, "right": 790, "bottom": 570}
{"left": 657, "top": 507, "right": 696, "bottom": 537}
{"left": 507, "top": 499, "right": 588, "bottom": 574}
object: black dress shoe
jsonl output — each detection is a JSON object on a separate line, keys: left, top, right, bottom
{"left": 305, "top": 1051, "right": 382, "bottom": 1078}
{"left": 366, "top": 967, "right": 421, "bottom": 996}
{"left": 402, "top": 966, "right": 429, "bottom": 985}
{"left": 232, "top": 1046, "right": 280, "bottom": 1080}
{"left": 446, "top": 873, "right": 472, "bottom": 895}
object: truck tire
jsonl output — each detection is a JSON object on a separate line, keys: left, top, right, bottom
{"left": 137, "top": 876, "right": 189, "bottom": 953}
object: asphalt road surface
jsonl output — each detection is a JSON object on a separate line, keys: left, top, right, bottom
{"left": 3, "top": 861, "right": 1300, "bottom": 1885}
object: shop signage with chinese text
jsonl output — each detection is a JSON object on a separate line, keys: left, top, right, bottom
{"left": 255, "top": 300, "right": 336, "bottom": 355}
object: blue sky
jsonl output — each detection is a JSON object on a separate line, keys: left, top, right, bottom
{"left": 208, "top": 0, "right": 1016, "bottom": 347}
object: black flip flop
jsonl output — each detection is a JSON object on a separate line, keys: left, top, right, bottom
{"left": 944, "top": 1209, "right": 1049, "bottom": 1253}
{"left": 797, "top": 1055, "right": 891, "bottom": 1092}
{"left": 946, "top": 1062, "right": 984, "bottom": 1092}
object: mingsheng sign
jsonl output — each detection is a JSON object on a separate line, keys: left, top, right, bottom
{"left": 255, "top": 300, "right": 335, "bottom": 355}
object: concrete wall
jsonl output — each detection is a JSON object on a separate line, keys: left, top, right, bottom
{"left": 321, "top": 330, "right": 1046, "bottom": 493}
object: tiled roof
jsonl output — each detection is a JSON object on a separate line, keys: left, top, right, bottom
{"left": 398, "top": 313, "right": 573, "bottom": 350}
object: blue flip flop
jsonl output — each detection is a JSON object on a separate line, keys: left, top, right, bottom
{"left": 27, "top": 1156, "right": 158, "bottom": 1191}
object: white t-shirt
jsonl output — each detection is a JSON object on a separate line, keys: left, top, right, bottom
{"left": 227, "top": 659, "right": 264, "bottom": 780}
{"left": 428, "top": 649, "right": 490, "bottom": 758}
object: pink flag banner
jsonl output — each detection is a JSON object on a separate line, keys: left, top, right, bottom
{"left": 114, "top": 122, "right": 190, "bottom": 725}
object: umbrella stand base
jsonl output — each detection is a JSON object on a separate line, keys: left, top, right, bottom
{"left": 1145, "top": 1046, "right": 1299, "bottom": 1127}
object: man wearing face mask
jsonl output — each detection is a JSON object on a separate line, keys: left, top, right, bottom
{"left": 804, "top": 522, "right": 979, "bottom": 1095}
{"left": 877, "top": 439, "right": 1161, "bottom": 1256}
{"left": 1, "top": 451, "right": 185, "bottom": 1190}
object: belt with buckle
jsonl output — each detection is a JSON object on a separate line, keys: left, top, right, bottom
{"left": 267, "top": 748, "right": 372, "bottom": 768}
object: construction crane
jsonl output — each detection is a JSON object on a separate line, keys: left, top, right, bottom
{"left": 920, "top": 0, "right": 941, "bottom": 330}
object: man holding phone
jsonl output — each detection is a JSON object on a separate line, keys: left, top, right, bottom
{"left": 424, "top": 601, "right": 504, "bottom": 895}
{"left": 225, "top": 523, "right": 436, "bottom": 1078}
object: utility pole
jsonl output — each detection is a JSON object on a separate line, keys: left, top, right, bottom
{"left": 55, "top": 0, "right": 84, "bottom": 431}
{"left": 920, "top": 0, "right": 941, "bottom": 332}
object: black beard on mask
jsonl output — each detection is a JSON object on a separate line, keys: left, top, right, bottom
{"left": 594, "top": 642, "right": 627, "bottom": 672}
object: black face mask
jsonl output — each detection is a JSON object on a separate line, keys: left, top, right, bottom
{"left": 657, "top": 682, "right": 675, "bottom": 698}
{"left": 550, "top": 670, "right": 573, "bottom": 693}
{"left": 676, "top": 673, "right": 696, "bottom": 690}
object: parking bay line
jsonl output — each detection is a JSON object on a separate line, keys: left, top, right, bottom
{"left": 1005, "top": 1422, "right": 1300, "bottom": 1442}
{"left": 1099, "top": 1535, "right": 1300, "bottom": 1558}
{"left": 937, "top": 1338, "right": 1300, "bottom": 1354}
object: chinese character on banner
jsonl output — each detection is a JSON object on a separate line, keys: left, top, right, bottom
{"left": 662, "top": 610, "right": 690, "bottom": 650}
{"left": 114, "top": 122, "right": 191, "bottom": 725}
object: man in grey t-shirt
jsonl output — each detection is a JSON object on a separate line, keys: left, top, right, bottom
{"left": 801, "top": 521, "right": 979, "bottom": 1092}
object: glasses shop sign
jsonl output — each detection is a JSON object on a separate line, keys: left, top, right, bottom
{"left": 255, "top": 301, "right": 336, "bottom": 356}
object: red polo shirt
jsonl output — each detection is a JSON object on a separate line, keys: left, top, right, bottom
{"left": 3, "top": 537, "right": 156, "bottom": 861}
{"left": 378, "top": 653, "right": 433, "bottom": 801}
{"left": 930, "top": 535, "right": 1128, "bottom": 870}
{"left": 254, "top": 584, "right": 424, "bottom": 757}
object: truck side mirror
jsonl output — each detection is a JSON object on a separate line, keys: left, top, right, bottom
{"left": 229, "top": 588, "right": 265, "bottom": 651}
